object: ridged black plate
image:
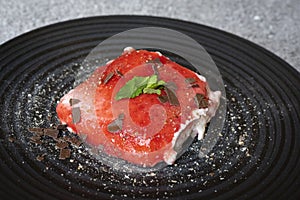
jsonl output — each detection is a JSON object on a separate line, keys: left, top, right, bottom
{"left": 0, "top": 16, "right": 300, "bottom": 200}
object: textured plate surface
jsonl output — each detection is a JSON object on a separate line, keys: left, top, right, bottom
{"left": 0, "top": 16, "right": 300, "bottom": 200}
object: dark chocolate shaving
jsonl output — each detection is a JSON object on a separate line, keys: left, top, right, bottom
{"left": 157, "top": 82, "right": 179, "bottom": 106}
{"left": 194, "top": 93, "right": 209, "bottom": 108}
{"left": 185, "top": 77, "right": 196, "bottom": 84}
{"left": 148, "top": 58, "right": 163, "bottom": 67}
{"left": 190, "top": 83, "right": 200, "bottom": 88}
{"left": 107, "top": 113, "right": 125, "bottom": 133}
{"left": 164, "top": 82, "right": 179, "bottom": 106}
{"left": 153, "top": 65, "right": 159, "bottom": 77}
{"left": 185, "top": 77, "right": 199, "bottom": 88}
{"left": 71, "top": 107, "right": 81, "bottom": 124}
{"left": 165, "top": 87, "right": 180, "bottom": 106}
{"left": 69, "top": 98, "right": 80, "bottom": 106}
{"left": 148, "top": 58, "right": 163, "bottom": 76}
{"left": 59, "top": 148, "right": 71, "bottom": 160}
{"left": 158, "top": 95, "right": 168, "bottom": 103}
{"left": 165, "top": 82, "right": 177, "bottom": 91}
{"left": 115, "top": 69, "right": 123, "bottom": 77}
{"left": 103, "top": 72, "right": 114, "bottom": 84}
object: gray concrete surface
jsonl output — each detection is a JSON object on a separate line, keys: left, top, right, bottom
{"left": 0, "top": 0, "right": 299, "bottom": 71}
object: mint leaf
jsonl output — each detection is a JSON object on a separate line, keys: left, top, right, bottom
{"left": 115, "top": 75, "right": 166, "bottom": 100}
{"left": 134, "top": 76, "right": 150, "bottom": 87}
{"left": 143, "top": 88, "right": 162, "bottom": 95}
{"left": 131, "top": 86, "right": 144, "bottom": 98}
{"left": 157, "top": 80, "right": 166, "bottom": 86}
{"left": 115, "top": 76, "right": 149, "bottom": 100}
{"left": 147, "top": 75, "right": 158, "bottom": 87}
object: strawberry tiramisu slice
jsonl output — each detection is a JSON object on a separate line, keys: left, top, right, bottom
{"left": 56, "top": 48, "right": 220, "bottom": 167}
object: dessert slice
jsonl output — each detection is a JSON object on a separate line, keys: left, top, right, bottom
{"left": 56, "top": 48, "right": 220, "bottom": 167}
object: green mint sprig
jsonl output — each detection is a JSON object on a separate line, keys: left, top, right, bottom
{"left": 115, "top": 75, "right": 166, "bottom": 100}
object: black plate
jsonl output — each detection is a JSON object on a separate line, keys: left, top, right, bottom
{"left": 0, "top": 16, "right": 300, "bottom": 200}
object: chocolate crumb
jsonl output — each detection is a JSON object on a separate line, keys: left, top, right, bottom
{"left": 28, "top": 127, "right": 43, "bottom": 132}
{"left": 70, "top": 137, "right": 82, "bottom": 147}
{"left": 36, "top": 154, "right": 46, "bottom": 161}
{"left": 30, "top": 135, "right": 43, "bottom": 144}
{"left": 8, "top": 136, "right": 16, "bottom": 143}
{"left": 43, "top": 128, "right": 59, "bottom": 138}
{"left": 59, "top": 148, "right": 71, "bottom": 160}
{"left": 28, "top": 123, "right": 83, "bottom": 161}
{"left": 56, "top": 140, "right": 69, "bottom": 149}
{"left": 64, "top": 136, "right": 82, "bottom": 147}
{"left": 28, "top": 127, "right": 44, "bottom": 136}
